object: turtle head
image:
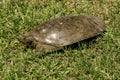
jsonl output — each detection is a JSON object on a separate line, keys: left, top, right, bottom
{"left": 91, "top": 16, "right": 106, "bottom": 32}
{"left": 17, "top": 32, "right": 34, "bottom": 44}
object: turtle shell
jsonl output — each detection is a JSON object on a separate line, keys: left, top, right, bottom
{"left": 18, "top": 14, "right": 105, "bottom": 53}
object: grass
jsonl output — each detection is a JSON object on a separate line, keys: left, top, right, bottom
{"left": 0, "top": 0, "right": 120, "bottom": 80}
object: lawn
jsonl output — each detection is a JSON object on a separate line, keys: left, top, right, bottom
{"left": 0, "top": 0, "right": 120, "bottom": 80}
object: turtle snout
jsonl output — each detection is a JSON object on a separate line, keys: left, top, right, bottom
{"left": 17, "top": 35, "right": 25, "bottom": 42}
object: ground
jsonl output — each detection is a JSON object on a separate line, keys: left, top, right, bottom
{"left": 0, "top": 0, "right": 120, "bottom": 80}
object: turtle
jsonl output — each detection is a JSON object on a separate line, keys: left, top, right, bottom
{"left": 18, "top": 14, "right": 105, "bottom": 55}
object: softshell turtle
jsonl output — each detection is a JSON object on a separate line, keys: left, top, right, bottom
{"left": 18, "top": 14, "right": 105, "bottom": 55}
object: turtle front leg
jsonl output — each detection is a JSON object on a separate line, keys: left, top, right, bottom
{"left": 35, "top": 43, "right": 45, "bottom": 56}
